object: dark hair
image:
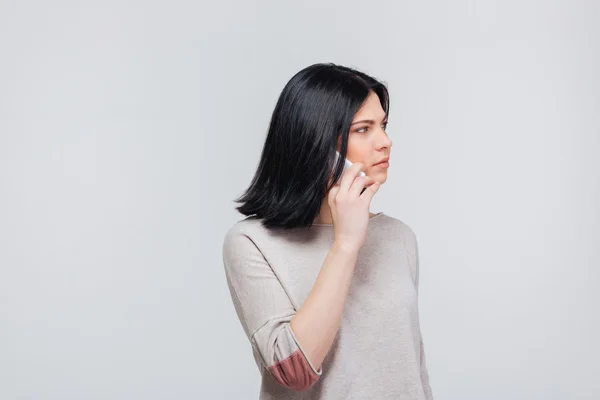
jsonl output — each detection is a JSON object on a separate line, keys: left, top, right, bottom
{"left": 234, "top": 63, "right": 390, "bottom": 230}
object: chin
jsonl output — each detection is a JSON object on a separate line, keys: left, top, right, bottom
{"left": 369, "top": 172, "right": 387, "bottom": 185}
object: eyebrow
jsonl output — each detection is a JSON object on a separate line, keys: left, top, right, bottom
{"left": 350, "top": 116, "right": 388, "bottom": 126}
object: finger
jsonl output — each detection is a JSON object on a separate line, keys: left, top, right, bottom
{"left": 360, "top": 180, "right": 380, "bottom": 201}
{"left": 328, "top": 185, "right": 340, "bottom": 207}
{"left": 327, "top": 171, "right": 338, "bottom": 189}
{"left": 339, "top": 162, "right": 365, "bottom": 194}
{"left": 349, "top": 175, "right": 374, "bottom": 198}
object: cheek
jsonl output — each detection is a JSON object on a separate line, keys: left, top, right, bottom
{"left": 346, "top": 140, "right": 370, "bottom": 164}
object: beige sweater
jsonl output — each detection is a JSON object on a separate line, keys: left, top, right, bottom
{"left": 222, "top": 212, "right": 434, "bottom": 399}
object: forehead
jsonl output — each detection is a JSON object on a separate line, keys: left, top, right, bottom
{"left": 353, "top": 92, "right": 386, "bottom": 119}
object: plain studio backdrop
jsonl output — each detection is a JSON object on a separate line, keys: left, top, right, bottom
{"left": 1, "top": 1, "right": 599, "bottom": 399}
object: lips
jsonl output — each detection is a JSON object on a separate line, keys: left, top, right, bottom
{"left": 374, "top": 157, "right": 390, "bottom": 166}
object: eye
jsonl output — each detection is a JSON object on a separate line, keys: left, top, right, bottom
{"left": 356, "top": 126, "right": 369, "bottom": 133}
{"left": 382, "top": 121, "right": 389, "bottom": 130}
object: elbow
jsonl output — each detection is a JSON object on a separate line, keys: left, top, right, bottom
{"left": 268, "top": 349, "right": 321, "bottom": 391}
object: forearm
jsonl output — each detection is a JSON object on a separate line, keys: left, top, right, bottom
{"left": 290, "top": 241, "right": 358, "bottom": 372}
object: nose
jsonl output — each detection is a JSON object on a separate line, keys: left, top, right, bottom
{"left": 376, "top": 126, "right": 393, "bottom": 150}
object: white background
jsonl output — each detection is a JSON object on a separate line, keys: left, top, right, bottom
{"left": 1, "top": 1, "right": 598, "bottom": 399}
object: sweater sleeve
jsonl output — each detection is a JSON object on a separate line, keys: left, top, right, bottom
{"left": 413, "top": 236, "right": 434, "bottom": 400}
{"left": 222, "top": 228, "right": 322, "bottom": 392}
{"left": 405, "top": 228, "right": 434, "bottom": 400}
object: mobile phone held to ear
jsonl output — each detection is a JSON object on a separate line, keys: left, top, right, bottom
{"left": 335, "top": 150, "right": 366, "bottom": 177}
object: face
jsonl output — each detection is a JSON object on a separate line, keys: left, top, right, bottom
{"left": 338, "top": 90, "right": 393, "bottom": 184}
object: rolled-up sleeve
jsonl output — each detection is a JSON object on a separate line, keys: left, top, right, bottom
{"left": 222, "top": 229, "right": 322, "bottom": 391}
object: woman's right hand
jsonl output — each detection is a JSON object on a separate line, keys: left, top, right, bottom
{"left": 327, "top": 162, "right": 380, "bottom": 252}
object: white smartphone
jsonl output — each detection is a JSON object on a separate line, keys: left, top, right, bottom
{"left": 335, "top": 150, "right": 366, "bottom": 177}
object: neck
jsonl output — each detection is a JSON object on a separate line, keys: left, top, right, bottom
{"left": 314, "top": 198, "right": 334, "bottom": 225}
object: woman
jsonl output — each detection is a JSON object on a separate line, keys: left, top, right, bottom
{"left": 222, "top": 63, "right": 434, "bottom": 399}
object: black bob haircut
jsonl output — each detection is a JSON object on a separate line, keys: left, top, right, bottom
{"left": 234, "top": 63, "right": 390, "bottom": 230}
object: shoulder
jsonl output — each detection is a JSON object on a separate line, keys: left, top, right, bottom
{"left": 223, "top": 216, "right": 260, "bottom": 238}
{"left": 222, "top": 214, "right": 291, "bottom": 239}
{"left": 221, "top": 217, "right": 276, "bottom": 277}
{"left": 222, "top": 216, "right": 264, "bottom": 250}
{"left": 222, "top": 216, "right": 288, "bottom": 258}
{"left": 379, "top": 214, "right": 420, "bottom": 284}
{"left": 378, "top": 213, "right": 418, "bottom": 246}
